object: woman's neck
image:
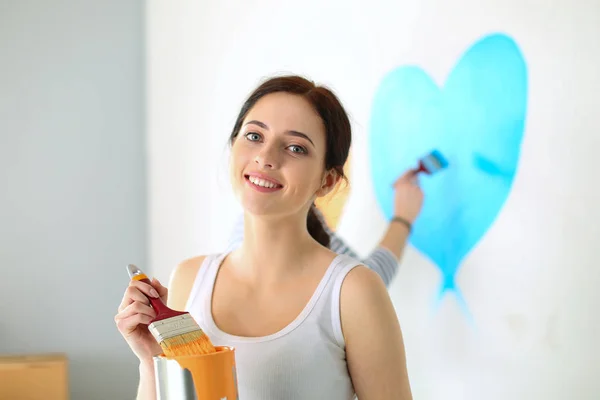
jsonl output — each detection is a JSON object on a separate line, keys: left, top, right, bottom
{"left": 234, "top": 211, "right": 318, "bottom": 284}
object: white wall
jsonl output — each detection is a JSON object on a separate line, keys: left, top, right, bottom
{"left": 147, "top": 1, "right": 600, "bottom": 398}
{"left": 0, "top": 1, "right": 146, "bottom": 398}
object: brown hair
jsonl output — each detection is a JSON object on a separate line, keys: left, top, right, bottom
{"left": 229, "top": 75, "right": 351, "bottom": 247}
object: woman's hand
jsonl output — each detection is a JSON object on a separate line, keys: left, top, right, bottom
{"left": 392, "top": 168, "right": 424, "bottom": 223}
{"left": 114, "top": 278, "right": 168, "bottom": 364}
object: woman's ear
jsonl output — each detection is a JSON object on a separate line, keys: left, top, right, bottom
{"left": 316, "top": 169, "right": 341, "bottom": 198}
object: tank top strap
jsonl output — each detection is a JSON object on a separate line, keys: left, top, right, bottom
{"left": 303, "top": 254, "right": 363, "bottom": 349}
{"left": 330, "top": 255, "right": 364, "bottom": 348}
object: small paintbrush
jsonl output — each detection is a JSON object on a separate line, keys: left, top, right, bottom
{"left": 126, "top": 264, "right": 216, "bottom": 357}
{"left": 416, "top": 149, "right": 449, "bottom": 175}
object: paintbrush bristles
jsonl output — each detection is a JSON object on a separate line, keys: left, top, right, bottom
{"left": 160, "top": 330, "right": 217, "bottom": 357}
{"left": 146, "top": 312, "right": 217, "bottom": 357}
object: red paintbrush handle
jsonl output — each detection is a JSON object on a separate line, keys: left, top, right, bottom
{"left": 126, "top": 264, "right": 186, "bottom": 320}
{"left": 135, "top": 276, "right": 172, "bottom": 313}
{"left": 416, "top": 160, "right": 429, "bottom": 174}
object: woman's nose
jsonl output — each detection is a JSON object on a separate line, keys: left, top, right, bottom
{"left": 254, "top": 147, "right": 278, "bottom": 169}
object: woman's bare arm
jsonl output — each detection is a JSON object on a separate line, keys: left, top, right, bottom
{"left": 341, "top": 266, "right": 413, "bottom": 399}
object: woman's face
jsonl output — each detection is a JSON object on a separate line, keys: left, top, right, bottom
{"left": 230, "top": 92, "right": 335, "bottom": 218}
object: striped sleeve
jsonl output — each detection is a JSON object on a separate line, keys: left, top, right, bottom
{"left": 329, "top": 232, "right": 399, "bottom": 287}
{"left": 328, "top": 232, "right": 359, "bottom": 258}
{"left": 361, "top": 246, "right": 399, "bottom": 287}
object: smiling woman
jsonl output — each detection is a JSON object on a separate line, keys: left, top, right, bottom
{"left": 115, "top": 75, "right": 413, "bottom": 400}
{"left": 226, "top": 82, "right": 351, "bottom": 250}
{"left": 229, "top": 90, "right": 340, "bottom": 231}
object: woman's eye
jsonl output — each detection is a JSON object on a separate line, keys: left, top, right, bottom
{"left": 288, "top": 145, "right": 307, "bottom": 154}
{"left": 245, "top": 132, "right": 261, "bottom": 141}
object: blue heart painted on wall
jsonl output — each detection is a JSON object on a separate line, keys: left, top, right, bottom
{"left": 369, "top": 33, "right": 528, "bottom": 303}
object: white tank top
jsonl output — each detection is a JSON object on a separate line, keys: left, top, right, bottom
{"left": 185, "top": 252, "right": 361, "bottom": 400}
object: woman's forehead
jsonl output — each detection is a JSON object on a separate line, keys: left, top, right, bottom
{"left": 244, "top": 92, "right": 325, "bottom": 136}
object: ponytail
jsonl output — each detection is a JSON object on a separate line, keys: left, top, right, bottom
{"left": 307, "top": 204, "right": 330, "bottom": 247}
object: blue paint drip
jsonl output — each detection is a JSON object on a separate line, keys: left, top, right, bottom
{"left": 369, "top": 33, "right": 528, "bottom": 308}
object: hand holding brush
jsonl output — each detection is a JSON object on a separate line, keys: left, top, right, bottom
{"left": 116, "top": 264, "right": 217, "bottom": 358}
{"left": 115, "top": 273, "right": 168, "bottom": 363}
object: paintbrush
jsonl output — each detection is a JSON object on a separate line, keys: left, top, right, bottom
{"left": 416, "top": 149, "right": 449, "bottom": 175}
{"left": 126, "top": 264, "right": 216, "bottom": 357}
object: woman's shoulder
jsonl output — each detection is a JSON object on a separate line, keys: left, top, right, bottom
{"left": 339, "top": 264, "right": 392, "bottom": 335}
{"left": 166, "top": 254, "right": 212, "bottom": 310}
{"left": 340, "top": 264, "right": 387, "bottom": 302}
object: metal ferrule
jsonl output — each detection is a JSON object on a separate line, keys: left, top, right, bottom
{"left": 148, "top": 314, "right": 202, "bottom": 343}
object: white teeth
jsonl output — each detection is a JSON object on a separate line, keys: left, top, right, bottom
{"left": 249, "top": 176, "right": 279, "bottom": 188}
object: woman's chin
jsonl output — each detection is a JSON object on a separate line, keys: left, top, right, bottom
{"left": 239, "top": 199, "right": 277, "bottom": 216}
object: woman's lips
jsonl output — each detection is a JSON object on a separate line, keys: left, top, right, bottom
{"left": 244, "top": 173, "right": 283, "bottom": 193}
